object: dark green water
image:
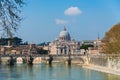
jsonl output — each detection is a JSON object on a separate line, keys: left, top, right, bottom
{"left": 0, "top": 63, "right": 120, "bottom": 80}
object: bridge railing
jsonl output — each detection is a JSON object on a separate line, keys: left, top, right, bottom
{"left": 0, "top": 54, "right": 86, "bottom": 57}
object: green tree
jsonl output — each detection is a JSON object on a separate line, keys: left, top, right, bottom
{"left": 103, "top": 23, "right": 120, "bottom": 54}
{"left": 80, "top": 44, "right": 94, "bottom": 50}
{"left": 37, "top": 48, "right": 48, "bottom": 54}
{"left": 0, "top": 0, "right": 24, "bottom": 38}
{"left": 0, "top": 37, "right": 22, "bottom": 45}
{"left": 10, "top": 37, "right": 22, "bottom": 45}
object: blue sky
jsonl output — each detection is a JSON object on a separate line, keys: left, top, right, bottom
{"left": 18, "top": 0, "right": 120, "bottom": 43}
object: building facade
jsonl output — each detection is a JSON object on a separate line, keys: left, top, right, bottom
{"left": 49, "top": 27, "right": 79, "bottom": 55}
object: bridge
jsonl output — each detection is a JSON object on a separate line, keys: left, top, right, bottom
{"left": 0, "top": 54, "right": 89, "bottom": 65}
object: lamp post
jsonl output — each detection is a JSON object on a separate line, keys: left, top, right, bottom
{"left": 56, "top": 45, "right": 58, "bottom": 55}
{"left": 68, "top": 45, "right": 71, "bottom": 65}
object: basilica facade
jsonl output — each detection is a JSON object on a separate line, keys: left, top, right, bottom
{"left": 49, "top": 27, "right": 79, "bottom": 55}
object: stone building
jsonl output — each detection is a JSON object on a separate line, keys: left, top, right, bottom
{"left": 49, "top": 27, "right": 79, "bottom": 55}
{"left": 87, "top": 38, "right": 103, "bottom": 54}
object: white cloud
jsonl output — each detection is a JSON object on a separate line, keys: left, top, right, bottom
{"left": 64, "top": 6, "right": 82, "bottom": 16}
{"left": 55, "top": 19, "right": 68, "bottom": 25}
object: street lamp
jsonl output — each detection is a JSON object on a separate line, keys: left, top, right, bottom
{"left": 68, "top": 45, "right": 71, "bottom": 65}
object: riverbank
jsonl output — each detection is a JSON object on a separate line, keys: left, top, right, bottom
{"left": 81, "top": 64, "right": 120, "bottom": 75}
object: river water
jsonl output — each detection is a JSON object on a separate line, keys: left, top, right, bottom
{"left": 0, "top": 63, "right": 120, "bottom": 80}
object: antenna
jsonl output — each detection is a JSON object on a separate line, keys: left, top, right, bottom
{"left": 97, "top": 32, "right": 100, "bottom": 40}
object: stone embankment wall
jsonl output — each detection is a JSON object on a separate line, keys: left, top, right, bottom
{"left": 89, "top": 55, "right": 120, "bottom": 70}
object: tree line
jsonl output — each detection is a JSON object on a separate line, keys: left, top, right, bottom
{"left": 0, "top": 37, "right": 22, "bottom": 46}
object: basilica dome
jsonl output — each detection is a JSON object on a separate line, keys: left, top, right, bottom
{"left": 58, "top": 27, "right": 71, "bottom": 41}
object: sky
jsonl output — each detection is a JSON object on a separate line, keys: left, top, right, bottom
{"left": 17, "top": 0, "right": 120, "bottom": 44}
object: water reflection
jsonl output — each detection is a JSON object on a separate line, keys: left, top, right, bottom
{"left": 0, "top": 65, "right": 22, "bottom": 80}
{"left": 0, "top": 63, "right": 120, "bottom": 80}
{"left": 105, "top": 73, "right": 120, "bottom": 80}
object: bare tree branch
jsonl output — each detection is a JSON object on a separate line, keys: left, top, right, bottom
{"left": 0, "top": 0, "right": 24, "bottom": 38}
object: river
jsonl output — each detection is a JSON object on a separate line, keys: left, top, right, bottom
{"left": 0, "top": 63, "right": 120, "bottom": 80}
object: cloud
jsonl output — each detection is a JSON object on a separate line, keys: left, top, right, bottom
{"left": 64, "top": 6, "right": 82, "bottom": 16}
{"left": 55, "top": 19, "right": 68, "bottom": 25}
